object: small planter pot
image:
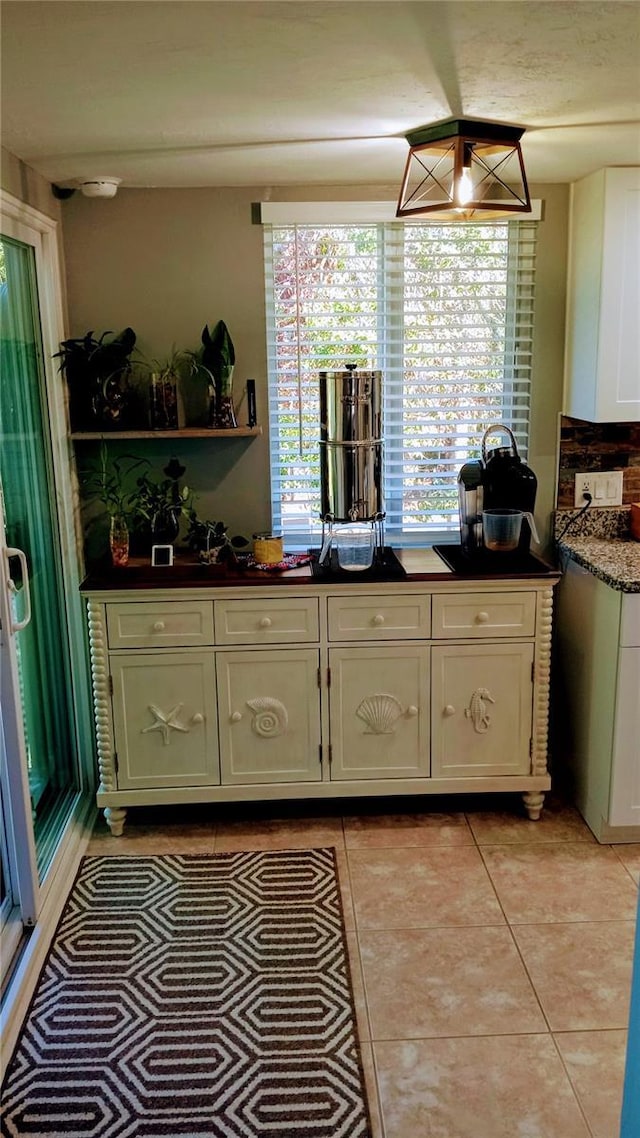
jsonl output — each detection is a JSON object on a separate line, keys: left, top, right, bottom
{"left": 151, "top": 509, "right": 180, "bottom": 547}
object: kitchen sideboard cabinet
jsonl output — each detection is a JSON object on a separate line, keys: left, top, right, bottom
{"left": 83, "top": 575, "right": 557, "bottom": 835}
{"left": 563, "top": 166, "right": 640, "bottom": 423}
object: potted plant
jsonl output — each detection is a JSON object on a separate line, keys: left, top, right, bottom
{"left": 185, "top": 511, "right": 249, "bottom": 565}
{"left": 132, "top": 457, "right": 194, "bottom": 547}
{"left": 146, "top": 347, "right": 199, "bottom": 430}
{"left": 79, "top": 442, "right": 147, "bottom": 566}
{"left": 54, "top": 328, "right": 139, "bottom": 430}
{"left": 200, "top": 320, "right": 237, "bottom": 428}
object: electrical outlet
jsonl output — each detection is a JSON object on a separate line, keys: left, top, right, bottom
{"left": 574, "top": 470, "right": 624, "bottom": 507}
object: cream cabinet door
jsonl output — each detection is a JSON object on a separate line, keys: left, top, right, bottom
{"left": 110, "top": 652, "right": 219, "bottom": 789}
{"left": 329, "top": 646, "right": 429, "bottom": 780}
{"left": 217, "top": 649, "right": 321, "bottom": 784}
{"left": 431, "top": 643, "right": 533, "bottom": 778}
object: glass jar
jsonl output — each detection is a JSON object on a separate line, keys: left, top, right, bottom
{"left": 210, "top": 365, "right": 237, "bottom": 429}
{"left": 109, "top": 516, "right": 129, "bottom": 567}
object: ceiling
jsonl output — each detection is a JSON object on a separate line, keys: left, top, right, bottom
{"left": 2, "top": 0, "right": 640, "bottom": 190}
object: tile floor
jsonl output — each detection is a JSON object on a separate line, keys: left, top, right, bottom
{"left": 87, "top": 795, "right": 639, "bottom": 1138}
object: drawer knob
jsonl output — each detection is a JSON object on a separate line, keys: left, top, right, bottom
{"left": 406, "top": 704, "right": 418, "bottom": 717}
{"left": 152, "top": 620, "right": 166, "bottom": 632}
{"left": 230, "top": 711, "right": 243, "bottom": 723}
{"left": 191, "top": 712, "right": 204, "bottom": 724}
{"left": 372, "top": 614, "right": 385, "bottom": 626}
{"left": 444, "top": 704, "right": 456, "bottom": 717}
{"left": 259, "top": 616, "right": 273, "bottom": 629}
{"left": 476, "top": 611, "right": 490, "bottom": 624}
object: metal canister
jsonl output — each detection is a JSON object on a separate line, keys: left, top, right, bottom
{"left": 319, "top": 367, "right": 384, "bottom": 522}
{"left": 320, "top": 367, "right": 382, "bottom": 444}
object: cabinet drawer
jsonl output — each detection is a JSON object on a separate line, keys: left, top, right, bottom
{"left": 327, "top": 594, "right": 431, "bottom": 641}
{"left": 432, "top": 592, "right": 536, "bottom": 638}
{"left": 214, "top": 598, "right": 319, "bottom": 645}
{"left": 106, "top": 601, "right": 214, "bottom": 648}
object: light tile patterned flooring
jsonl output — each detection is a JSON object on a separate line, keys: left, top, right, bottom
{"left": 87, "top": 796, "right": 639, "bottom": 1138}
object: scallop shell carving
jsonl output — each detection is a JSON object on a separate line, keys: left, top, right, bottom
{"left": 246, "top": 696, "right": 288, "bottom": 738}
{"left": 356, "top": 693, "right": 404, "bottom": 735}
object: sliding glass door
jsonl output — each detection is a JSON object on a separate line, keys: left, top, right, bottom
{"left": 0, "top": 193, "right": 93, "bottom": 997}
{"left": 0, "top": 234, "right": 79, "bottom": 876}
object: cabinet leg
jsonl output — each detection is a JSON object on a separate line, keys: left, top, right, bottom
{"left": 522, "top": 791, "right": 545, "bottom": 821}
{"left": 104, "top": 807, "right": 127, "bottom": 836}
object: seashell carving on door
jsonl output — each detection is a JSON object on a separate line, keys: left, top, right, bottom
{"left": 355, "top": 693, "right": 417, "bottom": 735}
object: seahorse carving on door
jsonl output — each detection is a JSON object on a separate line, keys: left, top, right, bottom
{"left": 465, "top": 687, "right": 495, "bottom": 733}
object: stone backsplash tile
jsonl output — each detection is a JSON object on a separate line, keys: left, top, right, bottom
{"left": 557, "top": 417, "right": 640, "bottom": 507}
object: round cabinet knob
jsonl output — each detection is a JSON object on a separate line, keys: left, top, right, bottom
{"left": 259, "top": 616, "right": 272, "bottom": 629}
{"left": 230, "top": 711, "right": 243, "bottom": 723}
{"left": 372, "top": 614, "right": 385, "bottom": 626}
{"left": 406, "top": 705, "right": 418, "bottom": 717}
{"left": 152, "top": 620, "right": 166, "bottom": 632}
{"left": 444, "top": 704, "right": 456, "bottom": 717}
{"left": 191, "top": 712, "right": 204, "bottom": 724}
{"left": 476, "top": 611, "right": 490, "bottom": 624}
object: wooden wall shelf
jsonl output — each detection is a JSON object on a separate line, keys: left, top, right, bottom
{"left": 71, "top": 427, "right": 262, "bottom": 440}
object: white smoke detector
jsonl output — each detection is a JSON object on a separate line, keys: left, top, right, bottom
{"left": 78, "top": 177, "right": 121, "bottom": 198}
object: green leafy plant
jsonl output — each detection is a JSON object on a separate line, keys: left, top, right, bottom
{"left": 132, "top": 458, "right": 194, "bottom": 542}
{"left": 148, "top": 346, "right": 199, "bottom": 385}
{"left": 185, "top": 511, "right": 248, "bottom": 564}
{"left": 79, "top": 441, "right": 147, "bottom": 521}
{"left": 54, "top": 328, "right": 138, "bottom": 429}
{"left": 201, "top": 320, "right": 235, "bottom": 380}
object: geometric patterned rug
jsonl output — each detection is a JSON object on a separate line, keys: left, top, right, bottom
{"left": 1, "top": 850, "right": 372, "bottom": 1137}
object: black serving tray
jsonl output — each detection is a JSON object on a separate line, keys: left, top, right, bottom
{"left": 310, "top": 546, "right": 407, "bottom": 582}
{"left": 433, "top": 544, "right": 557, "bottom": 577}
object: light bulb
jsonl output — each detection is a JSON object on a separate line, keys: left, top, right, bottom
{"left": 456, "top": 166, "right": 473, "bottom": 206}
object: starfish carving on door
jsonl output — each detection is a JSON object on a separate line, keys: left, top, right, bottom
{"left": 142, "top": 703, "right": 190, "bottom": 745}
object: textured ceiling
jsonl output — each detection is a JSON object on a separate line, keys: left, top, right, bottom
{"left": 2, "top": 0, "right": 639, "bottom": 188}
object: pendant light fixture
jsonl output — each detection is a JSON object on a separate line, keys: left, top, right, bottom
{"left": 396, "top": 118, "right": 531, "bottom": 220}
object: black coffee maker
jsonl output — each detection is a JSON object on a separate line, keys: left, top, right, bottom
{"left": 458, "top": 424, "right": 537, "bottom": 556}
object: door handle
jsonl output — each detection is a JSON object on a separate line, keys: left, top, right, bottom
{"left": 5, "top": 547, "right": 32, "bottom": 632}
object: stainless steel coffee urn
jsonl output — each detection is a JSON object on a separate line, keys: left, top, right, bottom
{"left": 319, "top": 365, "right": 384, "bottom": 562}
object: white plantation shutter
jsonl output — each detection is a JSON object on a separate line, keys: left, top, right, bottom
{"left": 263, "top": 214, "right": 538, "bottom": 547}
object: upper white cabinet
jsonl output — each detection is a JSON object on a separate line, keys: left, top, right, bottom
{"left": 564, "top": 167, "right": 640, "bottom": 423}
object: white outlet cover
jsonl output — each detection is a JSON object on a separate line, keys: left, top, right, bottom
{"left": 574, "top": 470, "right": 624, "bottom": 507}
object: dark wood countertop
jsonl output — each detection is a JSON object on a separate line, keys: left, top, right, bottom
{"left": 80, "top": 548, "right": 560, "bottom": 591}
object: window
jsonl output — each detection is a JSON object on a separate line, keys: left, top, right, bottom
{"left": 263, "top": 211, "right": 538, "bottom": 547}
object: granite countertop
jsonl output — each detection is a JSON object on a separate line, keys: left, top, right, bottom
{"left": 555, "top": 506, "right": 640, "bottom": 593}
